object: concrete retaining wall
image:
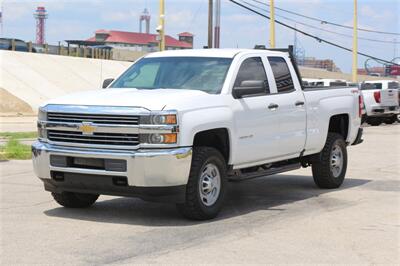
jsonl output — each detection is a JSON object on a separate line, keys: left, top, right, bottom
{"left": 0, "top": 50, "right": 131, "bottom": 113}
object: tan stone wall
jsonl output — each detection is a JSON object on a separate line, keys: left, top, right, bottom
{"left": 111, "top": 49, "right": 147, "bottom": 62}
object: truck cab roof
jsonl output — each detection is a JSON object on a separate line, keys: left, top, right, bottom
{"left": 145, "top": 48, "right": 288, "bottom": 59}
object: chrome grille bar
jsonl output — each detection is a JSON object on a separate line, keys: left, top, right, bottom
{"left": 48, "top": 130, "right": 139, "bottom": 146}
{"left": 47, "top": 112, "right": 140, "bottom": 125}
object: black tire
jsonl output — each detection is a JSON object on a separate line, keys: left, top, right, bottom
{"left": 368, "top": 117, "right": 382, "bottom": 126}
{"left": 52, "top": 192, "right": 99, "bottom": 208}
{"left": 312, "top": 133, "right": 347, "bottom": 189}
{"left": 383, "top": 115, "right": 396, "bottom": 124}
{"left": 176, "top": 147, "right": 227, "bottom": 220}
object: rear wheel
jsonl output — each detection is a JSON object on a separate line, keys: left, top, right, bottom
{"left": 52, "top": 192, "right": 99, "bottom": 208}
{"left": 383, "top": 115, "right": 397, "bottom": 124}
{"left": 312, "top": 133, "right": 347, "bottom": 189}
{"left": 368, "top": 117, "right": 382, "bottom": 126}
{"left": 177, "top": 147, "right": 227, "bottom": 220}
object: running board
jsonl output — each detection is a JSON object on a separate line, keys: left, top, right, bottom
{"left": 228, "top": 162, "right": 301, "bottom": 181}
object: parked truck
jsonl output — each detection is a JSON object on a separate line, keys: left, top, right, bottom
{"left": 360, "top": 80, "right": 399, "bottom": 125}
{"left": 32, "top": 47, "right": 363, "bottom": 220}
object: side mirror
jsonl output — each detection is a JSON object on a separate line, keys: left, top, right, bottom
{"left": 102, "top": 78, "right": 114, "bottom": 89}
{"left": 233, "top": 80, "right": 266, "bottom": 99}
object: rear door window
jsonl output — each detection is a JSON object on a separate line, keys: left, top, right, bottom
{"left": 268, "top": 57, "right": 295, "bottom": 93}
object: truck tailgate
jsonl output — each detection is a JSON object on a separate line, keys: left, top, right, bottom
{"left": 381, "top": 89, "right": 398, "bottom": 106}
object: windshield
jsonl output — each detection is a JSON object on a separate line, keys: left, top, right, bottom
{"left": 111, "top": 57, "right": 233, "bottom": 94}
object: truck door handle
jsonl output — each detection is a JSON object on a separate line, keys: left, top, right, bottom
{"left": 295, "top": 101, "right": 305, "bottom": 106}
{"left": 268, "top": 103, "right": 279, "bottom": 110}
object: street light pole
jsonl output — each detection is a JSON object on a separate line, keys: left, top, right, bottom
{"left": 352, "top": 0, "right": 358, "bottom": 82}
{"left": 158, "top": 0, "right": 165, "bottom": 51}
{"left": 214, "top": 0, "right": 221, "bottom": 48}
{"left": 269, "top": 0, "right": 275, "bottom": 48}
{"left": 208, "top": 0, "right": 213, "bottom": 48}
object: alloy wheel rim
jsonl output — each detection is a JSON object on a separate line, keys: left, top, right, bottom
{"left": 330, "top": 144, "right": 343, "bottom": 178}
{"left": 199, "top": 163, "right": 221, "bottom": 206}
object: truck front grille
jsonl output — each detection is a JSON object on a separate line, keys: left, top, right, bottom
{"left": 48, "top": 130, "right": 139, "bottom": 146}
{"left": 47, "top": 112, "right": 140, "bottom": 125}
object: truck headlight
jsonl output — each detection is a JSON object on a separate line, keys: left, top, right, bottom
{"left": 151, "top": 114, "right": 177, "bottom": 125}
{"left": 139, "top": 112, "right": 177, "bottom": 125}
{"left": 140, "top": 133, "right": 177, "bottom": 144}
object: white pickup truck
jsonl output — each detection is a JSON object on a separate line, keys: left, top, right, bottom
{"left": 360, "top": 80, "right": 399, "bottom": 125}
{"left": 32, "top": 47, "right": 363, "bottom": 220}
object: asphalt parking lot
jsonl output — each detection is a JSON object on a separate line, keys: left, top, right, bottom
{"left": 1, "top": 125, "right": 399, "bottom": 264}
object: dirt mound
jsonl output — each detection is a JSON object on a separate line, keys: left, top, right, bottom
{"left": 0, "top": 88, "right": 34, "bottom": 115}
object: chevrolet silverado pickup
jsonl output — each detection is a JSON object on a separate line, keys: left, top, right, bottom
{"left": 32, "top": 47, "right": 363, "bottom": 220}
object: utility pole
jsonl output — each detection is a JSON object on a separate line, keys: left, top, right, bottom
{"left": 158, "top": 0, "right": 165, "bottom": 51}
{"left": 352, "top": 0, "right": 358, "bottom": 82}
{"left": 269, "top": 0, "right": 275, "bottom": 48}
{"left": 208, "top": 0, "right": 213, "bottom": 48}
{"left": 0, "top": 3, "right": 3, "bottom": 37}
{"left": 214, "top": 0, "right": 221, "bottom": 48}
{"left": 294, "top": 24, "right": 297, "bottom": 59}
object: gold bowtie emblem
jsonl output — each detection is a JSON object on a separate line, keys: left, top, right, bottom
{"left": 79, "top": 122, "right": 96, "bottom": 135}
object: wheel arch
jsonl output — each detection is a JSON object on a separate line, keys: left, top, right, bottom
{"left": 328, "top": 113, "right": 350, "bottom": 141}
{"left": 192, "top": 128, "right": 231, "bottom": 164}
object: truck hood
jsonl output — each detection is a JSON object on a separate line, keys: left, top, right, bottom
{"left": 43, "top": 88, "right": 219, "bottom": 111}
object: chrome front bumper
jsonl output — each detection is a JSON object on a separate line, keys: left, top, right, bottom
{"left": 32, "top": 141, "right": 192, "bottom": 202}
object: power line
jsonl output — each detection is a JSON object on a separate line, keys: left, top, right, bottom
{"left": 250, "top": 0, "right": 400, "bottom": 36}
{"left": 228, "top": 0, "right": 399, "bottom": 66}
{"left": 242, "top": 0, "right": 400, "bottom": 45}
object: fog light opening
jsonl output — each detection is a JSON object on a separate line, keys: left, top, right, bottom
{"left": 112, "top": 177, "right": 128, "bottom": 186}
{"left": 51, "top": 171, "right": 64, "bottom": 182}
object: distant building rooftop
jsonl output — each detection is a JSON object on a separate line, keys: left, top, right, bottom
{"left": 178, "top": 32, "right": 194, "bottom": 37}
{"left": 85, "top": 30, "right": 193, "bottom": 49}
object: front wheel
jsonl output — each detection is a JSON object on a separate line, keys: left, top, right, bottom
{"left": 312, "top": 133, "right": 347, "bottom": 189}
{"left": 52, "top": 192, "right": 99, "bottom": 208}
{"left": 176, "top": 147, "right": 227, "bottom": 220}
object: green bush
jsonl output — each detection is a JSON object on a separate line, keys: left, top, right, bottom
{"left": 0, "top": 138, "right": 32, "bottom": 160}
{"left": 0, "top": 132, "right": 37, "bottom": 139}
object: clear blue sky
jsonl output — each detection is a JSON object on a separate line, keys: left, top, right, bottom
{"left": 1, "top": 0, "right": 399, "bottom": 73}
